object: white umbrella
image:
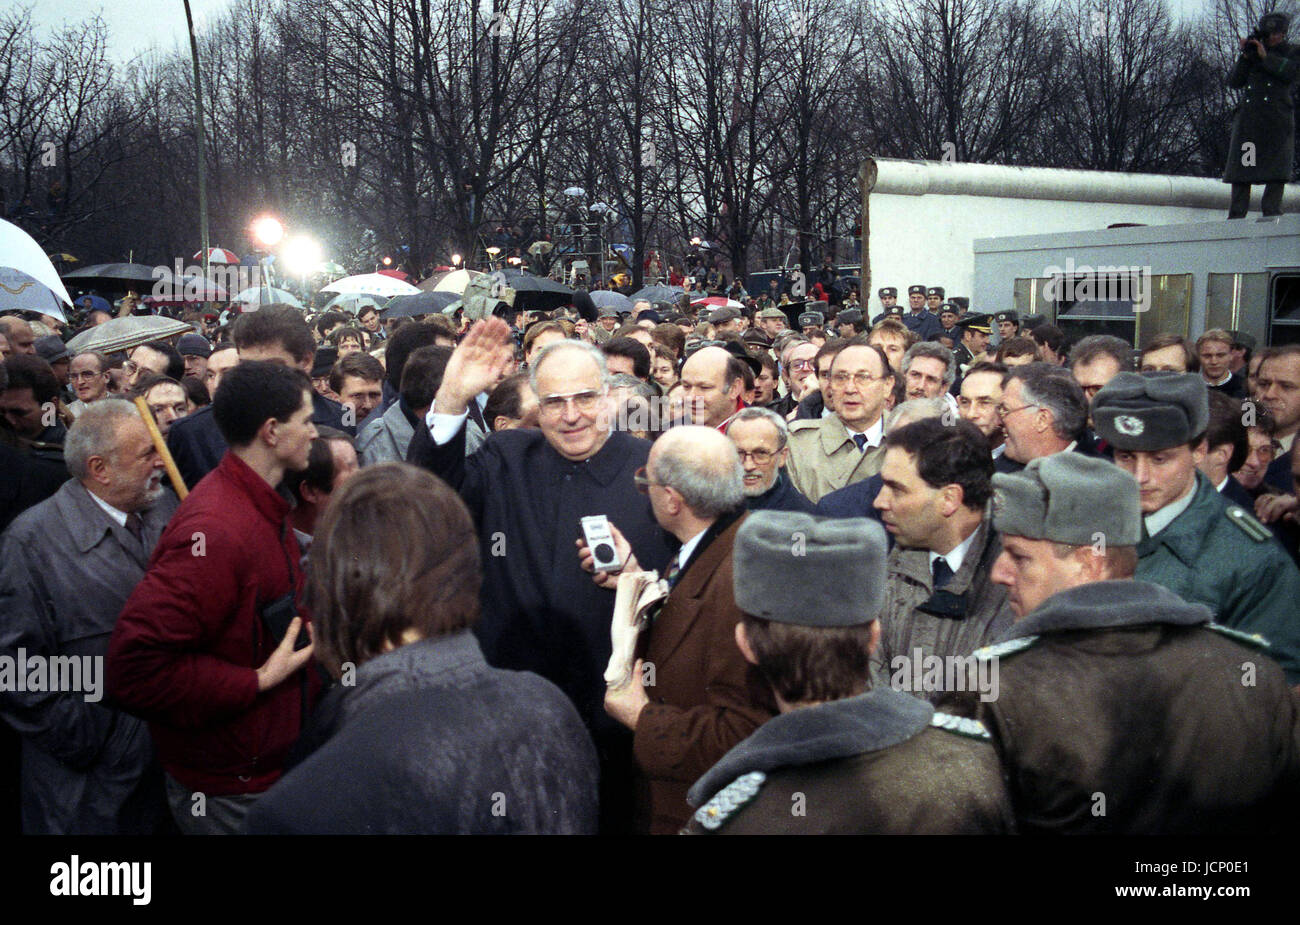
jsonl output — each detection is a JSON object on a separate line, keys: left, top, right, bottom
{"left": 66, "top": 315, "right": 192, "bottom": 354}
{"left": 0, "top": 267, "right": 71, "bottom": 321}
{"left": 322, "top": 293, "right": 385, "bottom": 314}
{"left": 231, "top": 286, "right": 303, "bottom": 309}
{"left": 320, "top": 273, "right": 419, "bottom": 298}
{"left": 0, "top": 218, "right": 73, "bottom": 321}
{"left": 418, "top": 268, "right": 484, "bottom": 295}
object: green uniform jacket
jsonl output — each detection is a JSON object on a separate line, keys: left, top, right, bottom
{"left": 1135, "top": 471, "right": 1300, "bottom": 684}
{"left": 682, "top": 688, "right": 1013, "bottom": 835}
{"left": 1223, "top": 41, "right": 1300, "bottom": 183}
{"left": 945, "top": 581, "right": 1300, "bottom": 835}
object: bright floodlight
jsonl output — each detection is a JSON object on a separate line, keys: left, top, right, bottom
{"left": 485, "top": 246, "right": 501, "bottom": 256}
{"left": 451, "top": 253, "right": 462, "bottom": 265}
{"left": 251, "top": 216, "right": 285, "bottom": 247}
{"left": 283, "top": 235, "right": 322, "bottom": 276}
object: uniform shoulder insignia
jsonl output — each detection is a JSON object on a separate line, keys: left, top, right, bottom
{"left": 930, "top": 712, "right": 992, "bottom": 740}
{"left": 1205, "top": 622, "right": 1271, "bottom": 651}
{"left": 972, "top": 636, "right": 1037, "bottom": 660}
{"left": 1224, "top": 505, "right": 1272, "bottom": 543}
{"left": 693, "top": 771, "right": 766, "bottom": 832}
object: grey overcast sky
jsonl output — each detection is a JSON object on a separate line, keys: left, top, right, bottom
{"left": 26, "top": 0, "right": 1219, "bottom": 63}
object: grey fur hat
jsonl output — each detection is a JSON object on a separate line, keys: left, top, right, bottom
{"left": 1092, "top": 371, "right": 1209, "bottom": 451}
{"left": 733, "top": 511, "right": 889, "bottom": 627}
{"left": 992, "top": 453, "right": 1141, "bottom": 546}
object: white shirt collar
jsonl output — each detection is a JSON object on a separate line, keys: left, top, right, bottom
{"left": 676, "top": 527, "right": 709, "bottom": 573}
{"left": 1215, "top": 475, "right": 1230, "bottom": 493}
{"left": 991, "top": 442, "right": 1006, "bottom": 458}
{"left": 88, "top": 490, "right": 129, "bottom": 527}
{"left": 928, "top": 524, "right": 980, "bottom": 578}
{"left": 1144, "top": 480, "right": 1199, "bottom": 537}
{"left": 1205, "top": 371, "right": 1233, "bottom": 387}
{"left": 845, "top": 415, "right": 885, "bottom": 448}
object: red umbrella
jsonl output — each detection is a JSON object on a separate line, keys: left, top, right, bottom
{"left": 377, "top": 268, "right": 412, "bottom": 282}
{"left": 193, "top": 247, "right": 240, "bottom": 265}
{"left": 691, "top": 296, "right": 744, "bottom": 310}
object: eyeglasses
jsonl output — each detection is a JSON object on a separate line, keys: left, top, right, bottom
{"left": 830, "top": 371, "right": 887, "bottom": 389}
{"left": 789, "top": 359, "right": 816, "bottom": 370}
{"left": 633, "top": 466, "right": 666, "bottom": 493}
{"left": 538, "top": 389, "right": 604, "bottom": 417}
{"left": 735, "top": 448, "right": 777, "bottom": 464}
{"left": 996, "top": 402, "right": 1040, "bottom": 419}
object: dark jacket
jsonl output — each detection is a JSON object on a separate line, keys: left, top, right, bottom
{"left": 684, "top": 689, "right": 1013, "bottom": 834}
{"left": 1135, "top": 471, "right": 1300, "bottom": 683}
{"left": 793, "top": 391, "right": 824, "bottom": 421}
{"left": 1207, "top": 370, "right": 1248, "bottom": 400}
{"left": 1220, "top": 473, "right": 1256, "bottom": 510}
{"left": 1224, "top": 41, "right": 1300, "bottom": 183}
{"left": 767, "top": 393, "right": 797, "bottom": 417}
{"left": 746, "top": 470, "right": 816, "bottom": 513}
{"left": 815, "top": 472, "right": 886, "bottom": 525}
{"left": 1264, "top": 451, "right": 1294, "bottom": 494}
{"left": 902, "top": 309, "right": 944, "bottom": 341}
{"left": 871, "top": 518, "right": 1014, "bottom": 700}
{"left": 0, "top": 441, "right": 66, "bottom": 532}
{"left": 993, "top": 440, "right": 1098, "bottom": 475}
{"left": 107, "top": 452, "right": 322, "bottom": 796}
{"left": 167, "top": 393, "right": 351, "bottom": 489}
{"left": 945, "top": 581, "right": 1300, "bottom": 834}
{"left": 0, "top": 481, "right": 176, "bottom": 833}
{"left": 244, "top": 632, "right": 599, "bottom": 834}
{"left": 406, "top": 419, "right": 674, "bottom": 739}
{"left": 632, "top": 512, "right": 776, "bottom": 834}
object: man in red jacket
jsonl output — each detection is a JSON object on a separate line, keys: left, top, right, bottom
{"left": 108, "top": 361, "right": 322, "bottom": 834}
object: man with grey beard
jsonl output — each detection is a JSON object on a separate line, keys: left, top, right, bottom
{"left": 0, "top": 399, "right": 176, "bottom": 833}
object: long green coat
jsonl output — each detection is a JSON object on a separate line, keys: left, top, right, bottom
{"left": 1223, "top": 41, "right": 1300, "bottom": 183}
{"left": 1135, "top": 471, "right": 1300, "bottom": 684}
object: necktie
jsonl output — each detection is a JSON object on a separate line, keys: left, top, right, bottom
{"left": 852, "top": 433, "right": 869, "bottom": 453}
{"left": 663, "top": 556, "right": 682, "bottom": 589}
{"left": 124, "top": 513, "right": 144, "bottom": 547}
{"left": 932, "top": 556, "right": 954, "bottom": 590}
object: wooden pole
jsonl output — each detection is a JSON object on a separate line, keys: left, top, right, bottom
{"left": 133, "top": 396, "right": 189, "bottom": 501}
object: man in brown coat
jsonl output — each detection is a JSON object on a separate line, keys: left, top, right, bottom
{"left": 683, "top": 511, "right": 1013, "bottom": 835}
{"left": 872, "top": 417, "right": 1013, "bottom": 702}
{"left": 582, "top": 426, "right": 775, "bottom": 834}
{"left": 945, "top": 453, "right": 1300, "bottom": 834}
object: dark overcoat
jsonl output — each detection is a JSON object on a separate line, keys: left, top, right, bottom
{"left": 1224, "top": 42, "right": 1300, "bottom": 183}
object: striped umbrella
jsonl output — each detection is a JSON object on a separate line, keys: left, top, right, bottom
{"left": 193, "top": 247, "right": 241, "bottom": 265}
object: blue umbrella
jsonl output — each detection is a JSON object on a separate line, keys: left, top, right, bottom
{"left": 630, "top": 284, "right": 687, "bottom": 303}
{"left": 72, "top": 293, "right": 112, "bottom": 314}
{"left": 590, "top": 290, "right": 632, "bottom": 312}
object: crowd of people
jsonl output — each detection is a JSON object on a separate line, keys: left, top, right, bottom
{"left": 0, "top": 279, "right": 1298, "bottom": 835}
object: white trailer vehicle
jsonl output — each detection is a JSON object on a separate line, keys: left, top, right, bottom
{"left": 858, "top": 157, "right": 1300, "bottom": 346}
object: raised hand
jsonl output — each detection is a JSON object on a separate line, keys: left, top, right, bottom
{"left": 434, "top": 317, "right": 515, "bottom": 416}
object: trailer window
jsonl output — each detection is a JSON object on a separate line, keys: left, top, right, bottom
{"left": 1272, "top": 272, "right": 1300, "bottom": 346}
{"left": 1043, "top": 273, "right": 1189, "bottom": 347}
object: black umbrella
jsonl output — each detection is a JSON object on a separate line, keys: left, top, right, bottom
{"left": 487, "top": 269, "right": 573, "bottom": 312}
{"left": 380, "top": 290, "right": 459, "bottom": 319}
{"left": 492, "top": 268, "right": 573, "bottom": 295}
{"left": 61, "top": 263, "right": 163, "bottom": 290}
